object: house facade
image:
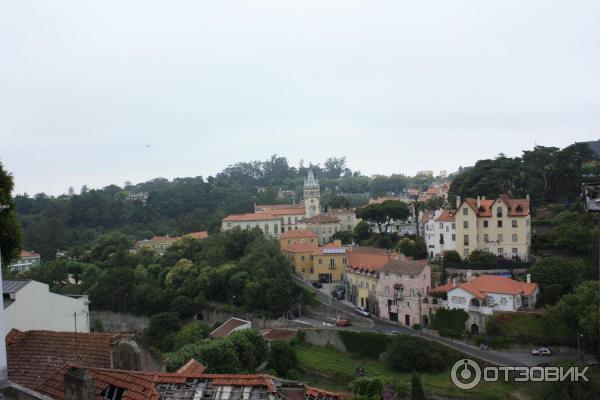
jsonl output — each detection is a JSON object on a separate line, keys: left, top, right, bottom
{"left": 424, "top": 209, "right": 456, "bottom": 259}
{"left": 3, "top": 280, "right": 90, "bottom": 333}
{"left": 279, "top": 229, "right": 318, "bottom": 248}
{"left": 297, "top": 214, "right": 342, "bottom": 245}
{"left": 346, "top": 247, "right": 395, "bottom": 316}
{"left": 378, "top": 257, "right": 432, "bottom": 327}
{"left": 284, "top": 240, "right": 347, "bottom": 283}
{"left": 8, "top": 250, "right": 41, "bottom": 273}
{"left": 432, "top": 274, "right": 539, "bottom": 315}
{"left": 454, "top": 195, "right": 531, "bottom": 260}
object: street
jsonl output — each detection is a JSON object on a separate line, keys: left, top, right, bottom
{"left": 295, "top": 277, "right": 573, "bottom": 367}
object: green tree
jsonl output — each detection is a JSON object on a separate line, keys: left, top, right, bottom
{"left": 410, "top": 372, "right": 426, "bottom": 400}
{"left": 173, "top": 321, "right": 210, "bottom": 350}
{"left": 268, "top": 341, "right": 297, "bottom": 377}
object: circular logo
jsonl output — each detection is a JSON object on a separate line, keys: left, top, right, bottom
{"left": 450, "top": 359, "right": 482, "bottom": 390}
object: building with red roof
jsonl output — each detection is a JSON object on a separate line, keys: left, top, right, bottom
{"left": 454, "top": 195, "right": 531, "bottom": 261}
{"left": 423, "top": 209, "right": 457, "bottom": 260}
{"left": 431, "top": 274, "right": 539, "bottom": 314}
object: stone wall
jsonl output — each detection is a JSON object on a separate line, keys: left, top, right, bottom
{"left": 301, "top": 328, "right": 346, "bottom": 353}
{"left": 91, "top": 311, "right": 150, "bottom": 333}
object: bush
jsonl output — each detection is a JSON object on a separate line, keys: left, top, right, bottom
{"left": 442, "top": 250, "right": 461, "bottom": 264}
{"left": 385, "top": 335, "right": 460, "bottom": 372}
{"left": 268, "top": 341, "right": 297, "bottom": 377}
{"left": 173, "top": 321, "right": 210, "bottom": 350}
{"left": 165, "top": 339, "right": 241, "bottom": 373}
{"left": 147, "top": 312, "right": 180, "bottom": 351}
{"left": 350, "top": 377, "right": 383, "bottom": 400}
{"left": 430, "top": 309, "right": 468, "bottom": 338}
{"left": 541, "top": 283, "right": 563, "bottom": 306}
{"left": 412, "top": 324, "right": 421, "bottom": 330}
{"left": 170, "top": 295, "right": 196, "bottom": 319}
{"left": 410, "top": 372, "right": 426, "bottom": 400}
{"left": 337, "top": 331, "right": 390, "bottom": 358}
{"left": 228, "top": 329, "right": 269, "bottom": 371}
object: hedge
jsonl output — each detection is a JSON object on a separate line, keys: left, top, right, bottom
{"left": 337, "top": 331, "right": 390, "bottom": 358}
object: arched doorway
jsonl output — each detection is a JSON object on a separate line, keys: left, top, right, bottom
{"left": 423, "top": 315, "right": 429, "bottom": 327}
{"left": 470, "top": 324, "right": 479, "bottom": 335}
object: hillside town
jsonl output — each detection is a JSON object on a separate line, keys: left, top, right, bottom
{"left": 1, "top": 1, "right": 599, "bottom": 398}
{"left": 1, "top": 144, "right": 599, "bottom": 399}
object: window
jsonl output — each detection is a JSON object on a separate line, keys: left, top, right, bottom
{"left": 301, "top": 255, "right": 305, "bottom": 261}
{"left": 464, "top": 248, "right": 469, "bottom": 257}
{"left": 512, "top": 248, "right": 518, "bottom": 254}
{"left": 464, "top": 235, "right": 469, "bottom": 246}
{"left": 463, "top": 207, "right": 468, "bottom": 215}
{"left": 483, "top": 220, "right": 488, "bottom": 228}
{"left": 318, "top": 259, "right": 322, "bottom": 265}
{"left": 102, "top": 386, "right": 125, "bottom": 400}
{"left": 463, "top": 221, "right": 469, "bottom": 229}
{"left": 452, "top": 223, "right": 456, "bottom": 229}
{"left": 452, "top": 234, "right": 456, "bottom": 241}
{"left": 329, "top": 259, "right": 335, "bottom": 268}
{"left": 497, "top": 207, "right": 503, "bottom": 217}
{"left": 274, "top": 224, "right": 278, "bottom": 232}
{"left": 288, "top": 217, "right": 291, "bottom": 224}
{"left": 439, "top": 223, "right": 443, "bottom": 229}
{"left": 264, "top": 224, "right": 269, "bottom": 233}
{"left": 498, "top": 234, "right": 503, "bottom": 242}
{"left": 497, "top": 220, "right": 503, "bottom": 228}
{"left": 385, "top": 286, "right": 389, "bottom": 293}
{"left": 512, "top": 220, "right": 518, "bottom": 228}
{"left": 498, "top": 248, "right": 504, "bottom": 256}
{"left": 439, "top": 234, "right": 444, "bottom": 244}
{"left": 512, "top": 234, "right": 517, "bottom": 242}
{"left": 343, "top": 257, "right": 347, "bottom": 265}
{"left": 484, "top": 234, "right": 489, "bottom": 242}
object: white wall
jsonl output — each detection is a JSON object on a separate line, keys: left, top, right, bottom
{"left": 4, "top": 281, "right": 90, "bottom": 334}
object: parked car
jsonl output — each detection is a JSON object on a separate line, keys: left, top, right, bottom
{"left": 331, "top": 289, "right": 345, "bottom": 300}
{"left": 312, "top": 282, "right": 323, "bottom": 289}
{"left": 335, "top": 319, "right": 351, "bottom": 327}
{"left": 531, "top": 347, "right": 552, "bottom": 356}
{"left": 354, "top": 306, "right": 369, "bottom": 317}
{"left": 479, "top": 343, "right": 489, "bottom": 351}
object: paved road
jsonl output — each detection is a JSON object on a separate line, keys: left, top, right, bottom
{"left": 295, "top": 277, "right": 562, "bottom": 367}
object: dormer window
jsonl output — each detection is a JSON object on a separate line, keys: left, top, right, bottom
{"left": 102, "top": 385, "right": 125, "bottom": 400}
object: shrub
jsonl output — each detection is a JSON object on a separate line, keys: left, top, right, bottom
{"left": 337, "top": 331, "right": 390, "bottom": 358}
{"left": 268, "top": 341, "right": 297, "bottom": 377}
{"left": 228, "top": 329, "right": 268, "bottom": 371}
{"left": 350, "top": 377, "right": 383, "bottom": 400}
{"left": 385, "top": 335, "right": 460, "bottom": 372}
{"left": 430, "top": 309, "right": 468, "bottom": 338}
{"left": 146, "top": 312, "right": 180, "bottom": 352}
{"left": 173, "top": 321, "right": 210, "bottom": 350}
{"left": 165, "top": 339, "right": 241, "bottom": 373}
{"left": 412, "top": 324, "right": 421, "bottom": 330}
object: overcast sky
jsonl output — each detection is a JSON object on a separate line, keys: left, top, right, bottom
{"left": 1, "top": 1, "right": 599, "bottom": 195}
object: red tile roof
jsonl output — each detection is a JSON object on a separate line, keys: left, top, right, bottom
{"left": 381, "top": 257, "right": 427, "bottom": 275}
{"left": 37, "top": 366, "right": 345, "bottom": 400}
{"left": 261, "top": 329, "right": 298, "bottom": 342}
{"left": 283, "top": 242, "right": 319, "bottom": 253}
{"left": 256, "top": 204, "right": 305, "bottom": 211}
{"left": 280, "top": 229, "right": 317, "bottom": 239}
{"left": 209, "top": 317, "right": 251, "bottom": 338}
{"left": 460, "top": 195, "right": 530, "bottom": 217}
{"left": 176, "top": 358, "right": 207, "bottom": 374}
{"left": 186, "top": 231, "right": 209, "bottom": 240}
{"left": 432, "top": 275, "right": 538, "bottom": 298}
{"left": 347, "top": 247, "right": 395, "bottom": 273}
{"left": 19, "top": 250, "right": 40, "bottom": 258}
{"left": 223, "top": 213, "right": 280, "bottom": 222}
{"left": 434, "top": 209, "right": 456, "bottom": 223}
{"left": 6, "top": 329, "right": 115, "bottom": 390}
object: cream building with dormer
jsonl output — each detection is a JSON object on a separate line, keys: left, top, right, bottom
{"left": 454, "top": 194, "right": 531, "bottom": 261}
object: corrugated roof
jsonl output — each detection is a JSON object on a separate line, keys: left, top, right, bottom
{"left": 2, "top": 280, "right": 31, "bottom": 294}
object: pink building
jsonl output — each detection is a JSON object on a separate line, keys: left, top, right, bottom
{"left": 378, "top": 256, "right": 436, "bottom": 328}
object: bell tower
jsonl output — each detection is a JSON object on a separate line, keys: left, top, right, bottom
{"left": 303, "top": 170, "right": 320, "bottom": 218}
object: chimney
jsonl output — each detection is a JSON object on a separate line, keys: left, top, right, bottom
{"left": 476, "top": 196, "right": 481, "bottom": 209}
{"left": 456, "top": 196, "right": 461, "bottom": 208}
{"left": 482, "top": 195, "right": 486, "bottom": 200}
{"left": 65, "top": 367, "right": 94, "bottom": 400}
{"left": 466, "top": 269, "right": 473, "bottom": 282}
{"left": 452, "top": 277, "right": 457, "bottom": 286}
{"left": 526, "top": 194, "right": 530, "bottom": 200}
{"left": 526, "top": 274, "right": 531, "bottom": 284}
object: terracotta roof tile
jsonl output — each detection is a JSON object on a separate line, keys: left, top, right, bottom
{"left": 433, "top": 209, "right": 456, "bottom": 223}
{"left": 186, "top": 231, "right": 209, "bottom": 240}
{"left": 347, "top": 247, "right": 395, "bottom": 273}
{"left": 280, "top": 229, "right": 317, "bottom": 239}
{"left": 283, "top": 242, "right": 319, "bottom": 253}
{"left": 176, "top": 358, "right": 207, "bottom": 374}
{"left": 6, "top": 329, "right": 115, "bottom": 390}
{"left": 223, "top": 213, "right": 280, "bottom": 222}
{"left": 298, "top": 214, "right": 340, "bottom": 224}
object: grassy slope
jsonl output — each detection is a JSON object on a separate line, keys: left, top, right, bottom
{"left": 294, "top": 343, "right": 522, "bottom": 400}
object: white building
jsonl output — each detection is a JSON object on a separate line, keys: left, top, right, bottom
{"left": 3, "top": 280, "right": 90, "bottom": 333}
{"left": 432, "top": 274, "right": 539, "bottom": 315}
{"left": 424, "top": 209, "right": 457, "bottom": 259}
{"left": 8, "top": 250, "right": 41, "bottom": 273}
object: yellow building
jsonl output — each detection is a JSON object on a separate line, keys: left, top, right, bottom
{"left": 454, "top": 194, "right": 531, "bottom": 261}
{"left": 312, "top": 241, "right": 348, "bottom": 283}
{"left": 279, "top": 229, "right": 318, "bottom": 249}
{"left": 282, "top": 242, "right": 318, "bottom": 279}
{"left": 283, "top": 240, "right": 347, "bottom": 283}
{"left": 345, "top": 247, "right": 394, "bottom": 315}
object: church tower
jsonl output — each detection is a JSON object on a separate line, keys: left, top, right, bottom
{"left": 303, "top": 170, "right": 321, "bottom": 218}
